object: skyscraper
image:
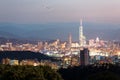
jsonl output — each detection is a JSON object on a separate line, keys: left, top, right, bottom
{"left": 68, "top": 33, "right": 72, "bottom": 48}
{"left": 80, "top": 48, "right": 89, "bottom": 66}
{"left": 79, "top": 19, "right": 86, "bottom": 47}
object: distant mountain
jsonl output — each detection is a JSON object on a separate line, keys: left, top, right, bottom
{"left": 0, "top": 51, "right": 55, "bottom": 61}
{"left": 0, "top": 22, "right": 120, "bottom": 41}
{"left": 0, "top": 31, "right": 18, "bottom": 38}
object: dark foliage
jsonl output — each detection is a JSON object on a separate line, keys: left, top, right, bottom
{"left": 0, "top": 65, "right": 63, "bottom": 80}
{"left": 58, "top": 64, "right": 120, "bottom": 80}
{"left": 0, "top": 51, "right": 55, "bottom": 61}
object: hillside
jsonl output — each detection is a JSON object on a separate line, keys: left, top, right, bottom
{"left": 0, "top": 51, "right": 54, "bottom": 61}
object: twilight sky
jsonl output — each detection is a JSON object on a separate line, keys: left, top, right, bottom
{"left": 0, "top": 0, "right": 120, "bottom": 24}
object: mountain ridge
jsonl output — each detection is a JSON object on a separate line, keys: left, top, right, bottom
{"left": 0, "top": 22, "right": 120, "bottom": 41}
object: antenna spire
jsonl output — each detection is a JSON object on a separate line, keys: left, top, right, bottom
{"left": 80, "top": 19, "right": 82, "bottom": 26}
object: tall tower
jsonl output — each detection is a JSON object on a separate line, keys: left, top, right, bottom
{"left": 68, "top": 33, "right": 72, "bottom": 48}
{"left": 79, "top": 19, "right": 86, "bottom": 47}
{"left": 79, "top": 19, "right": 83, "bottom": 46}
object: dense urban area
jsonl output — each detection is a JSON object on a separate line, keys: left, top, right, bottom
{"left": 0, "top": 20, "right": 120, "bottom": 80}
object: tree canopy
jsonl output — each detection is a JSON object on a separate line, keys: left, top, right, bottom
{"left": 0, "top": 65, "right": 63, "bottom": 80}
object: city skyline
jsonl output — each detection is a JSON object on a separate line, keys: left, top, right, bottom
{"left": 0, "top": 1, "right": 120, "bottom": 79}
{"left": 0, "top": 21, "right": 120, "bottom": 41}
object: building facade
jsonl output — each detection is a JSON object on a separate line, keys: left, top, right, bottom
{"left": 80, "top": 48, "right": 89, "bottom": 66}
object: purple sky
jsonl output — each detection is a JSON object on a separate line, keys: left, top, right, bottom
{"left": 0, "top": 0, "right": 120, "bottom": 24}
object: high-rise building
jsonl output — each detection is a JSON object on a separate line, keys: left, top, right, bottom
{"left": 80, "top": 48, "right": 89, "bottom": 66}
{"left": 96, "top": 37, "right": 100, "bottom": 43}
{"left": 79, "top": 19, "right": 86, "bottom": 47}
{"left": 68, "top": 33, "right": 72, "bottom": 48}
{"left": 89, "top": 39, "right": 95, "bottom": 47}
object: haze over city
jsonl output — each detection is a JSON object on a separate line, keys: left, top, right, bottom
{"left": 0, "top": 0, "right": 120, "bottom": 41}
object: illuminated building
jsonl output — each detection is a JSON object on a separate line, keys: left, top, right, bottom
{"left": 68, "top": 33, "right": 72, "bottom": 48}
{"left": 9, "top": 60, "right": 19, "bottom": 65}
{"left": 79, "top": 19, "right": 86, "bottom": 47}
{"left": 89, "top": 39, "right": 95, "bottom": 47}
{"left": 95, "top": 37, "right": 100, "bottom": 47}
{"left": 96, "top": 37, "right": 99, "bottom": 42}
{"left": 6, "top": 42, "right": 13, "bottom": 48}
{"left": 2, "top": 58, "right": 10, "bottom": 65}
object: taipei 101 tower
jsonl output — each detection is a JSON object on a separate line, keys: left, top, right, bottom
{"left": 79, "top": 19, "right": 86, "bottom": 47}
